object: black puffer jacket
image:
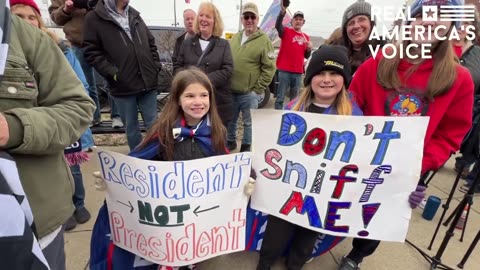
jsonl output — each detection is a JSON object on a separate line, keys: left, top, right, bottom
{"left": 173, "top": 35, "right": 234, "bottom": 125}
{"left": 83, "top": 1, "right": 161, "bottom": 96}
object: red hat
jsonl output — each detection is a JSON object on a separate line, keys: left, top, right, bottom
{"left": 10, "top": 0, "right": 41, "bottom": 15}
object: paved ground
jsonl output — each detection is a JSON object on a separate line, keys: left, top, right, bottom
{"left": 65, "top": 96, "right": 480, "bottom": 270}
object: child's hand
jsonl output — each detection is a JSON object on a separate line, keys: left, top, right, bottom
{"left": 409, "top": 185, "right": 426, "bottom": 209}
{"left": 244, "top": 178, "right": 256, "bottom": 196}
{"left": 244, "top": 168, "right": 257, "bottom": 196}
{"left": 93, "top": 171, "right": 107, "bottom": 191}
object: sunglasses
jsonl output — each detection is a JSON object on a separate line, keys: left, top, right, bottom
{"left": 243, "top": 14, "right": 257, "bottom": 21}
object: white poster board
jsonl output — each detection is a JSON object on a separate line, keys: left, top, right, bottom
{"left": 98, "top": 150, "right": 252, "bottom": 266}
{"left": 250, "top": 110, "right": 429, "bottom": 242}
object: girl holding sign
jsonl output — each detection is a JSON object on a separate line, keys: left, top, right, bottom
{"left": 256, "top": 45, "right": 362, "bottom": 270}
{"left": 90, "top": 67, "right": 255, "bottom": 270}
{"left": 339, "top": 0, "right": 474, "bottom": 269}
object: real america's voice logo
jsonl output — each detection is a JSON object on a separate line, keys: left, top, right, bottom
{"left": 368, "top": 4, "right": 477, "bottom": 59}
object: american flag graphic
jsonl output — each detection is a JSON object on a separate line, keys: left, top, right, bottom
{"left": 422, "top": 5, "right": 476, "bottom": 22}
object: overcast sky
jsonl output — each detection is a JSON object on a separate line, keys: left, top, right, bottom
{"left": 38, "top": 0, "right": 408, "bottom": 38}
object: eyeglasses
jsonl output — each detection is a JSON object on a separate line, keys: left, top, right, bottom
{"left": 243, "top": 14, "right": 257, "bottom": 21}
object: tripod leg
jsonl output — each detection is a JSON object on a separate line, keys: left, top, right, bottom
{"left": 457, "top": 229, "right": 480, "bottom": 269}
{"left": 460, "top": 204, "right": 471, "bottom": 242}
{"left": 443, "top": 199, "right": 462, "bottom": 226}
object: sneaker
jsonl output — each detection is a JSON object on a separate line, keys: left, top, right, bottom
{"left": 337, "top": 256, "right": 360, "bottom": 270}
{"left": 74, "top": 207, "right": 91, "bottom": 224}
{"left": 459, "top": 184, "right": 470, "bottom": 193}
{"left": 305, "top": 257, "right": 314, "bottom": 264}
{"left": 90, "top": 119, "right": 102, "bottom": 127}
{"left": 65, "top": 216, "right": 77, "bottom": 232}
{"left": 112, "top": 117, "right": 124, "bottom": 128}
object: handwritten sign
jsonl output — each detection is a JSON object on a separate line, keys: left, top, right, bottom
{"left": 250, "top": 110, "right": 429, "bottom": 242}
{"left": 98, "top": 150, "right": 252, "bottom": 267}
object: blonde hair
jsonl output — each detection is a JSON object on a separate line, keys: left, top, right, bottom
{"left": 194, "top": 2, "right": 224, "bottom": 37}
{"left": 291, "top": 85, "right": 353, "bottom": 115}
{"left": 139, "top": 67, "right": 226, "bottom": 160}
{"left": 11, "top": 4, "right": 61, "bottom": 43}
{"left": 377, "top": 26, "right": 458, "bottom": 98}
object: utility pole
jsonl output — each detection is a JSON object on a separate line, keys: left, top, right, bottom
{"left": 238, "top": 0, "right": 243, "bottom": 31}
{"left": 172, "top": 0, "right": 179, "bottom": 27}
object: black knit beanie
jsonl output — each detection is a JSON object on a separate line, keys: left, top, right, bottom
{"left": 342, "top": 0, "right": 372, "bottom": 27}
{"left": 304, "top": 45, "right": 352, "bottom": 87}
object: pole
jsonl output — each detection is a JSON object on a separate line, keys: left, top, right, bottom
{"left": 238, "top": 0, "right": 243, "bottom": 31}
{"left": 173, "top": 0, "right": 178, "bottom": 27}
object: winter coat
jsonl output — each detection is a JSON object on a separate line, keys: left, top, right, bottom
{"left": 1, "top": 15, "right": 95, "bottom": 238}
{"left": 230, "top": 29, "right": 276, "bottom": 95}
{"left": 49, "top": 0, "right": 90, "bottom": 47}
{"left": 83, "top": 0, "right": 161, "bottom": 96}
{"left": 173, "top": 34, "right": 234, "bottom": 125}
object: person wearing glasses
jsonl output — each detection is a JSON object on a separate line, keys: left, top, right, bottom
{"left": 274, "top": 0, "right": 312, "bottom": 110}
{"left": 227, "top": 2, "right": 276, "bottom": 152}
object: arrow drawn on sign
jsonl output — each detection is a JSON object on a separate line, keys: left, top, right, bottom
{"left": 117, "top": 200, "right": 134, "bottom": 213}
{"left": 193, "top": 205, "right": 220, "bottom": 216}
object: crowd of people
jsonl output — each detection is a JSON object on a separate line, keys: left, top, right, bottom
{"left": 0, "top": 0, "right": 479, "bottom": 269}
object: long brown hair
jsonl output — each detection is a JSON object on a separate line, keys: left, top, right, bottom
{"left": 138, "top": 67, "right": 226, "bottom": 160}
{"left": 292, "top": 85, "right": 353, "bottom": 115}
{"left": 377, "top": 26, "right": 458, "bottom": 98}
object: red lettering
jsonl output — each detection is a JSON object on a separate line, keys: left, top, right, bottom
{"left": 279, "top": 191, "right": 304, "bottom": 215}
{"left": 261, "top": 149, "right": 283, "bottom": 179}
{"left": 302, "top": 128, "right": 327, "bottom": 156}
{"left": 330, "top": 165, "right": 358, "bottom": 199}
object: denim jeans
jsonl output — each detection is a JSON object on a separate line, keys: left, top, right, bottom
{"left": 70, "top": 164, "right": 85, "bottom": 209}
{"left": 109, "top": 92, "right": 121, "bottom": 119}
{"left": 275, "top": 70, "right": 302, "bottom": 110}
{"left": 72, "top": 46, "right": 102, "bottom": 121}
{"left": 113, "top": 90, "right": 158, "bottom": 150}
{"left": 227, "top": 92, "right": 259, "bottom": 145}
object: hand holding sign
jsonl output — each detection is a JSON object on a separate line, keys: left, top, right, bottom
{"left": 92, "top": 171, "right": 107, "bottom": 191}
{"left": 409, "top": 185, "right": 426, "bottom": 209}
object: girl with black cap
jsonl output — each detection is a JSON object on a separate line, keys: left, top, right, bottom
{"left": 256, "top": 45, "right": 362, "bottom": 270}
{"left": 337, "top": 0, "right": 474, "bottom": 269}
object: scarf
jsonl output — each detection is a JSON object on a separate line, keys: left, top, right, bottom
{"left": 129, "top": 115, "right": 217, "bottom": 160}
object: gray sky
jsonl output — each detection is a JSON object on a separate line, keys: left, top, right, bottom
{"left": 37, "top": 0, "right": 408, "bottom": 38}
{"left": 139, "top": 0, "right": 407, "bottom": 37}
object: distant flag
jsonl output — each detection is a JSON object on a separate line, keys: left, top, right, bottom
{"left": 259, "top": 0, "right": 292, "bottom": 42}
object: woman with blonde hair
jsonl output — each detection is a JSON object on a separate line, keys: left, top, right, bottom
{"left": 173, "top": 1, "right": 233, "bottom": 127}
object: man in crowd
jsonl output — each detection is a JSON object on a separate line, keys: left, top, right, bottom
{"left": 274, "top": 1, "right": 312, "bottom": 109}
{"left": 49, "top": 0, "right": 124, "bottom": 129}
{"left": 228, "top": 2, "right": 276, "bottom": 152}
{"left": 83, "top": 0, "right": 161, "bottom": 150}
{"left": 0, "top": 12, "right": 94, "bottom": 269}
{"left": 173, "top": 8, "right": 196, "bottom": 64}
